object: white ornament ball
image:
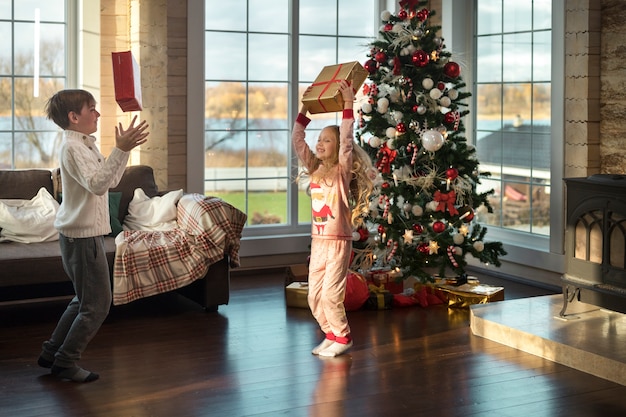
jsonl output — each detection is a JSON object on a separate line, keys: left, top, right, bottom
{"left": 377, "top": 98, "right": 389, "bottom": 113}
{"left": 429, "top": 88, "right": 443, "bottom": 100}
{"left": 352, "top": 231, "right": 361, "bottom": 241}
{"left": 411, "top": 205, "right": 423, "bottom": 216}
{"left": 422, "top": 78, "right": 434, "bottom": 90}
{"left": 426, "top": 201, "right": 439, "bottom": 211}
{"left": 421, "top": 129, "right": 445, "bottom": 152}
{"left": 417, "top": 105, "right": 426, "bottom": 115}
{"left": 389, "top": 89, "right": 401, "bottom": 103}
{"left": 403, "top": 203, "right": 412, "bottom": 212}
{"left": 454, "top": 246, "right": 463, "bottom": 256}
{"left": 369, "top": 136, "right": 382, "bottom": 148}
{"left": 453, "top": 233, "right": 465, "bottom": 245}
{"left": 439, "top": 97, "right": 451, "bottom": 108}
{"left": 448, "top": 89, "right": 459, "bottom": 100}
{"left": 392, "top": 110, "right": 404, "bottom": 121}
{"left": 434, "top": 37, "right": 443, "bottom": 46}
{"left": 381, "top": 10, "right": 391, "bottom": 21}
{"left": 386, "top": 127, "right": 397, "bottom": 139}
{"left": 361, "top": 102, "right": 373, "bottom": 114}
{"left": 473, "top": 241, "right": 485, "bottom": 252}
{"left": 392, "top": 23, "right": 404, "bottom": 33}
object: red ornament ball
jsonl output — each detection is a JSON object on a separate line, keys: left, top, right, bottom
{"left": 398, "top": 10, "right": 408, "bottom": 20}
{"left": 432, "top": 221, "right": 446, "bottom": 233}
{"left": 417, "top": 8, "right": 429, "bottom": 21}
{"left": 396, "top": 122, "right": 406, "bottom": 133}
{"left": 357, "top": 228, "right": 369, "bottom": 242}
{"left": 417, "top": 242, "right": 430, "bottom": 254}
{"left": 444, "top": 111, "right": 458, "bottom": 125}
{"left": 444, "top": 61, "right": 461, "bottom": 78}
{"left": 378, "top": 225, "right": 386, "bottom": 234}
{"left": 437, "top": 82, "right": 446, "bottom": 91}
{"left": 413, "top": 223, "right": 424, "bottom": 234}
{"left": 364, "top": 59, "right": 378, "bottom": 74}
{"left": 381, "top": 181, "right": 390, "bottom": 189}
{"left": 374, "top": 51, "right": 387, "bottom": 63}
{"left": 411, "top": 50, "right": 429, "bottom": 67}
{"left": 445, "top": 167, "right": 459, "bottom": 180}
{"left": 384, "top": 23, "right": 393, "bottom": 32}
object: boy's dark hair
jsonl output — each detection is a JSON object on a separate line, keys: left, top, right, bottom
{"left": 45, "top": 89, "right": 95, "bottom": 129}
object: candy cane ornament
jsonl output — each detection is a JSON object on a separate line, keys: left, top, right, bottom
{"left": 406, "top": 143, "right": 418, "bottom": 165}
{"left": 447, "top": 245, "right": 459, "bottom": 268}
{"left": 387, "top": 239, "right": 398, "bottom": 262}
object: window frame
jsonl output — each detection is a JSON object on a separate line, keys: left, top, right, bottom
{"left": 190, "top": 0, "right": 383, "bottom": 256}
{"left": 442, "top": 0, "right": 565, "bottom": 276}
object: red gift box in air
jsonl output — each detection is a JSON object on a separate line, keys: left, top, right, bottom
{"left": 112, "top": 51, "right": 143, "bottom": 112}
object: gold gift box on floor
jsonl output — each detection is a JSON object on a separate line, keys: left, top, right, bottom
{"left": 285, "top": 281, "right": 309, "bottom": 308}
{"left": 302, "top": 61, "right": 369, "bottom": 114}
{"left": 436, "top": 283, "right": 504, "bottom": 308}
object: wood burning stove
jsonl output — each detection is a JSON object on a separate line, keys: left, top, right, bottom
{"left": 561, "top": 174, "right": 626, "bottom": 316}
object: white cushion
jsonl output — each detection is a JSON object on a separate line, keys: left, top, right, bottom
{"left": 0, "top": 187, "right": 60, "bottom": 243}
{"left": 123, "top": 188, "right": 184, "bottom": 231}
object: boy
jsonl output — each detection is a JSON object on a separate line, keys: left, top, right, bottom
{"left": 38, "top": 89, "right": 149, "bottom": 382}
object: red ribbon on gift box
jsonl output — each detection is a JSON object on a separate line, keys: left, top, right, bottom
{"left": 311, "top": 64, "right": 344, "bottom": 113}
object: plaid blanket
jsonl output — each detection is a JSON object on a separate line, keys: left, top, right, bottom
{"left": 113, "top": 193, "right": 247, "bottom": 305}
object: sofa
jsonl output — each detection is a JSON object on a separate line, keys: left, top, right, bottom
{"left": 0, "top": 165, "right": 239, "bottom": 311}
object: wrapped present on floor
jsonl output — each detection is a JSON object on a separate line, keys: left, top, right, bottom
{"left": 436, "top": 283, "right": 504, "bottom": 308}
{"left": 302, "top": 61, "right": 368, "bottom": 114}
{"left": 345, "top": 270, "right": 369, "bottom": 311}
{"left": 393, "top": 284, "right": 448, "bottom": 308}
{"left": 285, "top": 268, "right": 368, "bottom": 311}
{"left": 285, "top": 281, "right": 309, "bottom": 308}
{"left": 364, "top": 283, "right": 393, "bottom": 310}
{"left": 286, "top": 263, "right": 308, "bottom": 285}
{"left": 364, "top": 267, "right": 404, "bottom": 294}
{"left": 112, "top": 50, "right": 143, "bottom": 112}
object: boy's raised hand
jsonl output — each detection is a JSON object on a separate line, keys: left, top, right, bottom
{"left": 115, "top": 115, "right": 150, "bottom": 152}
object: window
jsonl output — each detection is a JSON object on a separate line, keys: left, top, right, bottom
{"left": 473, "top": 0, "right": 553, "bottom": 237}
{"left": 204, "top": 0, "right": 377, "bottom": 231}
{"left": 0, "top": 0, "right": 67, "bottom": 169}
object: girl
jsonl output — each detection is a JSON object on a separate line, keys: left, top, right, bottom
{"left": 292, "top": 80, "right": 374, "bottom": 357}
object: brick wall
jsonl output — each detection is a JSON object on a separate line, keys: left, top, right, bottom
{"left": 599, "top": 0, "right": 626, "bottom": 174}
{"left": 100, "top": 0, "right": 187, "bottom": 191}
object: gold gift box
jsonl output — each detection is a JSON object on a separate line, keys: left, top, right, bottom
{"left": 286, "top": 264, "right": 308, "bottom": 284}
{"left": 285, "top": 281, "right": 309, "bottom": 308}
{"left": 302, "top": 61, "right": 369, "bottom": 114}
{"left": 436, "top": 283, "right": 504, "bottom": 308}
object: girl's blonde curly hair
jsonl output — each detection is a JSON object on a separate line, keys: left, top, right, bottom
{"left": 298, "top": 125, "right": 375, "bottom": 229}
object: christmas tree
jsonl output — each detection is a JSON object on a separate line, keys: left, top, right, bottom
{"left": 354, "top": 0, "right": 506, "bottom": 282}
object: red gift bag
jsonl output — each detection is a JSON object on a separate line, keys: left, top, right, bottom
{"left": 112, "top": 51, "right": 143, "bottom": 112}
{"left": 344, "top": 270, "right": 369, "bottom": 311}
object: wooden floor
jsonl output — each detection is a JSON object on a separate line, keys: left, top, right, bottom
{"left": 2, "top": 269, "right": 626, "bottom": 417}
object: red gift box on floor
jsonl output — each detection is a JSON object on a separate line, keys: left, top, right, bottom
{"left": 364, "top": 267, "right": 404, "bottom": 294}
{"left": 112, "top": 51, "right": 143, "bottom": 112}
